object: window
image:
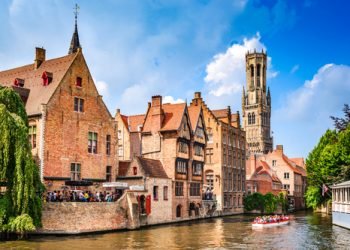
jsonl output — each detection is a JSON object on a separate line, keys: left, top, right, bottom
{"left": 133, "top": 167, "right": 137, "bottom": 175}
{"left": 118, "top": 145, "right": 123, "bottom": 158}
{"left": 106, "top": 166, "right": 112, "bottom": 182}
{"left": 14, "top": 78, "right": 25, "bottom": 87}
{"left": 178, "top": 141, "right": 188, "bottom": 153}
{"left": 272, "top": 160, "right": 277, "bottom": 167}
{"left": 153, "top": 186, "right": 158, "bottom": 200}
{"left": 192, "top": 162, "right": 203, "bottom": 176}
{"left": 207, "top": 131, "right": 213, "bottom": 143}
{"left": 206, "top": 172, "right": 214, "bottom": 190}
{"left": 175, "top": 182, "right": 184, "bottom": 196}
{"left": 70, "top": 163, "right": 81, "bottom": 180}
{"left": 206, "top": 148, "right": 213, "bottom": 164}
{"left": 76, "top": 77, "right": 82, "bottom": 87}
{"left": 118, "top": 130, "right": 122, "bottom": 140}
{"left": 28, "top": 125, "right": 37, "bottom": 149}
{"left": 106, "top": 135, "right": 111, "bottom": 155}
{"left": 176, "top": 159, "right": 187, "bottom": 174}
{"left": 88, "top": 132, "right": 98, "bottom": 154}
{"left": 194, "top": 145, "right": 203, "bottom": 156}
{"left": 42, "top": 71, "right": 53, "bottom": 86}
{"left": 284, "top": 172, "right": 290, "bottom": 179}
{"left": 248, "top": 113, "right": 251, "bottom": 125}
{"left": 190, "top": 183, "right": 200, "bottom": 196}
{"left": 252, "top": 113, "right": 255, "bottom": 124}
{"left": 196, "top": 127, "right": 204, "bottom": 138}
{"left": 163, "top": 186, "right": 168, "bottom": 200}
{"left": 283, "top": 184, "right": 290, "bottom": 194}
{"left": 74, "top": 97, "right": 84, "bottom": 112}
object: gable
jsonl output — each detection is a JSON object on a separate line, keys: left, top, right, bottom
{"left": 178, "top": 112, "right": 191, "bottom": 139}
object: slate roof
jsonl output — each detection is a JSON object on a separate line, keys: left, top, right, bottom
{"left": 137, "top": 157, "right": 168, "bottom": 179}
{"left": 0, "top": 53, "right": 77, "bottom": 116}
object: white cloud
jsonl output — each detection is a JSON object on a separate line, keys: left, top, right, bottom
{"left": 163, "top": 96, "right": 185, "bottom": 104}
{"left": 273, "top": 63, "right": 350, "bottom": 157}
{"left": 204, "top": 33, "right": 277, "bottom": 97}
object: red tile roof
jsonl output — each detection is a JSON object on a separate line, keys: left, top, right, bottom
{"left": 128, "top": 114, "right": 145, "bottom": 132}
{"left": 212, "top": 109, "right": 228, "bottom": 119}
{"left": 282, "top": 155, "right": 304, "bottom": 175}
{"left": 259, "top": 160, "right": 282, "bottom": 183}
{"left": 290, "top": 158, "right": 305, "bottom": 168}
{"left": 137, "top": 157, "right": 168, "bottom": 179}
{"left": 188, "top": 105, "right": 201, "bottom": 132}
{"left": 142, "top": 102, "right": 186, "bottom": 133}
{"left": 0, "top": 53, "right": 77, "bottom": 116}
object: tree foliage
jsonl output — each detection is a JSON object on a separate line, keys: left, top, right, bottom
{"left": 306, "top": 104, "right": 350, "bottom": 209}
{"left": 0, "top": 86, "right": 43, "bottom": 235}
{"left": 244, "top": 192, "right": 286, "bottom": 214}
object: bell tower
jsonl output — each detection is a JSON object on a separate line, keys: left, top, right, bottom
{"left": 242, "top": 50, "right": 273, "bottom": 154}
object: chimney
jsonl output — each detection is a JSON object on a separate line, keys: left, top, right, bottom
{"left": 194, "top": 92, "right": 201, "bottom": 99}
{"left": 34, "top": 47, "right": 46, "bottom": 69}
{"left": 151, "top": 95, "right": 164, "bottom": 132}
{"left": 276, "top": 145, "right": 283, "bottom": 154}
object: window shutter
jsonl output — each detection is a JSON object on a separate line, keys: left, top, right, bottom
{"left": 146, "top": 195, "right": 151, "bottom": 215}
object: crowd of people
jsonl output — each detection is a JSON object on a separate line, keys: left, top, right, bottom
{"left": 45, "top": 190, "right": 121, "bottom": 202}
{"left": 253, "top": 215, "right": 289, "bottom": 224}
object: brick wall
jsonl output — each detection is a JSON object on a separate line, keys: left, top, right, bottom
{"left": 40, "top": 192, "right": 139, "bottom": 233}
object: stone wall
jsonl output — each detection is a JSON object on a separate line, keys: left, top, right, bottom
{"left": 40, "top": 193, "right": 139, "bottom": 234}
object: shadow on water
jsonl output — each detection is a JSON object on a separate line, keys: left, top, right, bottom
{"left": 1, "top": 211, "right": 350, "bottom": 250}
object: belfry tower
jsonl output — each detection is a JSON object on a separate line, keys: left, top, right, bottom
{"left": 242, "top": 50, "right": 273, "bottom": 154}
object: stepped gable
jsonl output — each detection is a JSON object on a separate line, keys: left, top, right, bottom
{"left": 137, "top": 157, "right": 168, "bottom": 178}
{"left": 0, "top": 53, "right": 77, "bottom": 116}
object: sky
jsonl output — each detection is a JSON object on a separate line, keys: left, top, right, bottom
{"left": 1, "top": 0, "right": 350, "bottom": 158}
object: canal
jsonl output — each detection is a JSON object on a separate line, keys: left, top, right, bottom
{"left": 1, "top": 211, "right": 350, "bottom": 249}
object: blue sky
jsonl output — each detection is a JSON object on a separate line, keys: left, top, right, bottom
{"left": 1, "top": 0, "right": 350, "bottom": 158}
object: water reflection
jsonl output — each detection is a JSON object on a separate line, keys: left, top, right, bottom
{"left": 1, "top": 211, "right": 350, "bottom": 249}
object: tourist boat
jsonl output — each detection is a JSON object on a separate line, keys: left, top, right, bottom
{"left": 252, "top": 218, "right": 290, "bottom": 229}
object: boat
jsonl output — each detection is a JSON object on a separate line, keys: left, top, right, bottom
{"left": 252, "top": 217, "right": 290, "bottom": 228}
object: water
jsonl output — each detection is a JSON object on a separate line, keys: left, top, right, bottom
{"left": 1, "top": 211, "right": 350, "bottom": 249}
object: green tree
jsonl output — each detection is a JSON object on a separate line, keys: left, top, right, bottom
{"left": 0, "top": 86, "right": 43, "bottom": 236}
{"left": 244, "top": 192, "right": 265, "bottom": 213}
{"left": 306, "top": 104, "right": 350, "bottom": 209}
{"left": 263, "top": 192, "right": 278, "bottom": 214}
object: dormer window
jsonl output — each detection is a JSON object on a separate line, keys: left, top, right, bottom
{"left": 42, "top": 71, "right": 53, "bottom": 86}
{"left": 13, "top": 78, "right": 25, "bottom": 87}
{"left": 76, "top": 77, "right": 82, "bottom": 87}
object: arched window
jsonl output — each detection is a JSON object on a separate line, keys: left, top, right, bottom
{"left": 250, "top": 65, "right": 254, "bottom": 87}
{"left": 248, "top": 113, "right": 251, "bottom": 125}
{"left": 176, "top": 204, "right": 182, "bottom": 218}
{"left": 252, "top": 113, "right": 255, "bottom": 124}
{"left": 257, "top": 64, "right": 261, "bottom": 87}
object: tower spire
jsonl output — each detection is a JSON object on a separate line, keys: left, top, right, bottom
{"left": 68, "top": 4, "right": 82, "bottom": 54}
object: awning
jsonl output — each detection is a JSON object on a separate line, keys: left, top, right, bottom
{"left": 102, "top": 182, "right": 128, "bottom": 189}
{"left": 65, "top": 180, "right": 93, "bottom": 186}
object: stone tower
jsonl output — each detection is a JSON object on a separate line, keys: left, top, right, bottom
{"left": 242, "top": 50, "right": 273, "bottom": 154}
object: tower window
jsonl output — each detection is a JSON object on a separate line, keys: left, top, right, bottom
{"left": 248, "top": 113, "right": 251, "bottom": 125}
{"left": 252, "top": 113, "right": 256, "bottom": 124}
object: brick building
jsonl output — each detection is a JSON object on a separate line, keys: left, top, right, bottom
{"left": 190, "top": 92, "right": 246, "bottom": 214}
{"left": 246, "top": 156, "right": 282, "bottom": 195}
{"left": 115, "top": 109, "right": 144, "bottom": 161}
{"left": 0, "top": 21, "right": 117, "bottom": 191}
{"left": 246, "top": 145, "right": 306, "bottom": 209}
{"left": 141, "top": 95, "right": 207, "bottom": 219}
{"left": 117, "top": 156, "right": 173, "bottom": 225}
